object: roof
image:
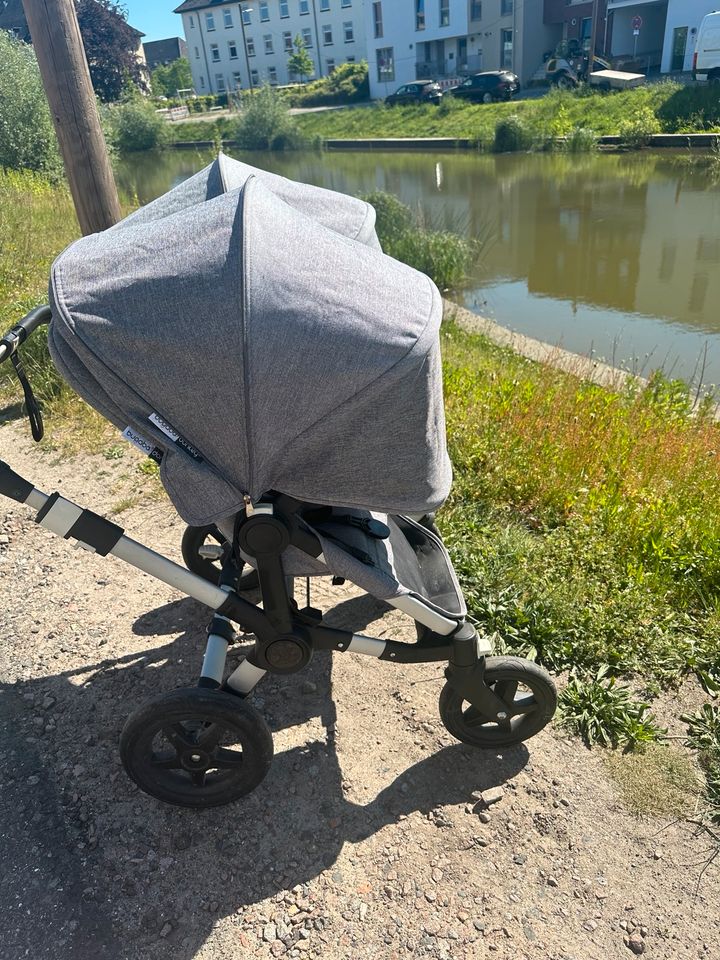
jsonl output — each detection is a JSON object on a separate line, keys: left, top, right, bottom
{"left": 143, "top": 36, "right": 188, "bottom": 70}
{"left": 174, "top": 0, "right": 230, "bottom": 14}
{"left": 0, "top": 0, "right": 31, "bottom": 41}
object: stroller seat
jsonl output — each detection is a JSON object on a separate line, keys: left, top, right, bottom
{"left": 226, "top": 504, "right": 466, "bottom": 622}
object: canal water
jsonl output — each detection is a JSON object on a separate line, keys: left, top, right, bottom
{"left": 115, "top": 149, "right": 720, "bottom": 387}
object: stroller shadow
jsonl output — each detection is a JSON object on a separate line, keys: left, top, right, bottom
{"left": 2, "top": 595, "right": 530, "bottom": 960}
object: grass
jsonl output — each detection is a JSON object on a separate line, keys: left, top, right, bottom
{"left": 604, "top": 743, "right": 700, "bottom": 818}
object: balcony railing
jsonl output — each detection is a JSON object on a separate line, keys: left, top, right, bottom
{"left": 416, "top": 54, "right": 482, "bottom": 80}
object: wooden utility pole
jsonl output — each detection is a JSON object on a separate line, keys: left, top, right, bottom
{"left": 22, "top": 0, "right": 121, "bottom": 234}
{"left": 588, "top": 0, "right": 601, "bottom": 77}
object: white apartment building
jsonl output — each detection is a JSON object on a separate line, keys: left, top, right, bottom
{"left": 365, "top": 1, "right": 558, "bottom": 100}
{"left": 175, "top": 0, "right": 367, "bottom": 94}
{"left": 606, "top": 0, "right": 720, "bottom": 74}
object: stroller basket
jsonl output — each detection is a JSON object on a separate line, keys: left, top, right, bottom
{"left": 0, "top": 157, "right": 557, "bottom": 809}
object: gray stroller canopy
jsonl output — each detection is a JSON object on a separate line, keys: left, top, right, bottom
{"left": 48, "top": 156, "right": 451, "bottom": 526}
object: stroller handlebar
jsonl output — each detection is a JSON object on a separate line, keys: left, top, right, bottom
{"left": 0, "top": 305, "right": 52, "bottom": 364}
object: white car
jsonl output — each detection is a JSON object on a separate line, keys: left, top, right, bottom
{"left": 693, "top": 11, "right": 720, "bottom": 84}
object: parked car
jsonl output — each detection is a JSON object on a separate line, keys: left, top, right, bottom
{"left": 694, "top": 11, "right": 720, "bottom": 84}
{"left": 448, "top": 71, "right": 520, "bottom": 103}
{"left": 385, "top": 82, "right": 443, "bottom": 106}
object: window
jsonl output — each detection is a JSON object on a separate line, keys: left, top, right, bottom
{"left": 223, "top": 9, "right": 233, "bottom": 28}
{"left": 323, "top": 24, "right": 333, "bottom": 44}
{"left": 216, "top": 74, "right": 226, "bottom": 92}
{"left": 501, "top": 0, "right": 513, "bottom": 15}
{"left": 251, "top": 68, "right": 259, "bottom": 85}
{"left": 210, "top": 43, "right": 220, "bottom": 62}
{"left": 232, "top": 71, "right": 242, "bottom": 88}
{"left": 327, "top": 57, "right": 336, "bottom": 72}
{"left": 247, "top": 37, "right": 256, "bottom": 56}
{"left": 470, "top": 0, "right": 482, "bottom": 20}
{"left": 189, "top": 15, "right": 194, "bottom": 28}
{"left": 268, "top": 66, "right": 278, "bottom": 83}
{"left": 264, "top": 34, "right": 273, "bottom": 54}
{"left": 280, "top": 0, "right": 289, "bottom": 17}
{"left": 373, "top": 1, "right": 383, "bottom": 38}
{"left": 416, "top": 0, "right": 425, "bottom": 31}
{"left": 260, "top": 2, "right": 269, "bottom": 21}
{"left": 283, "top": 31, "right": 293, "bottom": 51}
{"left": 194, "top": 46, "right": 200, "bottom": 58}
{"left": 344, "top": 21, "right": 354, "bottom": 42}
{"left": 242, "top": 7, "right": 251, "bottom": 25}
{"left": 377, "top": 46, "right": 394, "bottom": 81}
{"left": 302, "top": 27, "right": 313, "bottom": 47}
{"left": 205, "top": 12, "right": 215, "bottom": 31}
{"left": 439, "top": 0, "right": 449, "bottom": 27}
{"left": 228, "top": 40, "right": 238, "bottom": 59}
{"left": 320, "top": 0, "right": 330, "bottom": 9}
{"left": 501, "top": 28, "right": 513, "bottom": 68}
{"left": 300, "top": 0, "right": 310, "bottom": 14}
{"left": 346, "top": 55, "right": 355, "bottom": 62}
{"left": 341, "top": 0, "right": 351, "bottom": 6}
{"left": 199, "top": 74, "right": 205, "bottom": 88}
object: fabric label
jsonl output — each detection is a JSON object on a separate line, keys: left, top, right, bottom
{"left": 148, "top": 412, "right": 203, "bottom": 462}
{"left": 122, "top": 427, "right": 163, "bottom": 464}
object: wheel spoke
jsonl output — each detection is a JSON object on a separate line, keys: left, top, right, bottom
{"left": 213, "top": 747, "right": 244, "bottom": 769}
{"left": 196, "top": 723, "right": 223, "bottom": 752}
{"left": 163, "top": 723, "right": 196, "bottom": 751}
{"left": 151, "top": 751, "right": 182, "bottom": 770}
{"left": 494, "top": 679, "right": 518, "bottom": 705}
{"left": 510, "top": 694, "right": 538, "bottom": 717}
{"left": 190, "top": 769, "right": 207, "bottom": 787}
{"left": 463, "top": 706, "right": 493, "bottom": 728}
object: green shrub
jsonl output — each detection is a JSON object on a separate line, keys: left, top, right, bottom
{"left": 493, "top": 114, "right": 534, "bottom": 153}
{"left": 232, "top": 84, "right": 300, "bottom": 150}
{"left": 104, "top": 98, "right": 171, "bottom": 152}
{"left": 618, "top": 106, "right": 661, "bottom": 148}
{"left": 566, "top": 125, "right": 598, "bottom": 153}
{"left": 657, "top": 84, "right": 720, "bottom": 132}
{"left": 0, "top": 32, "right": 62, "bottom": 178}
{"left": 285, "top": 61, "right": 369, "bottom": 108}
{"left": 559, "top": 666, "right": 665, "bottom": 749}
{"left": 361, "top": 190, "right": 413, "bottom": 243}
{"left": 683, "top": 703, "right": 720, "bottom": 821}
{"left": 361, "top": 191, "right": 474, "bottom": 290}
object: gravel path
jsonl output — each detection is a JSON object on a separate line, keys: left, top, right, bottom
{"left": 1, "top": 421, "right": 718, "bottom": 960}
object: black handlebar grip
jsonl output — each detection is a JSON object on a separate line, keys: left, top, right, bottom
{"left": 0, "top": 460, "right": 34, "bottom": 503}
{"left": 15, "top": 305, "right": 52, "bottom": 343}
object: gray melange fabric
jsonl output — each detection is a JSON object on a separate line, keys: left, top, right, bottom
{"left": 114, "top": 153, "right": 381, "bottom": 250}
{"left": 48, "top": 166, "right": 452, "bottom": 529}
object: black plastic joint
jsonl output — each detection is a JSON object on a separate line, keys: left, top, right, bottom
{"left": 0, "top": 460, "right": 34, "bottom": 504}
{"left": 65, "top": 510, "right": 124, "bottom": 556}
{"left": 208, "top": 616, "right": 236, "bottom": 644}
{"left": 197, "top": 677, "right": 220, "bottom": 689}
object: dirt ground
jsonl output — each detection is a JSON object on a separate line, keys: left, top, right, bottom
{"left": 0, "top": 421, "right": 718, "bottom": 960}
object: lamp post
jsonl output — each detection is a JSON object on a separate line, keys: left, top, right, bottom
{"left": 238, "top": 1, "right": 254, "bottom": 89}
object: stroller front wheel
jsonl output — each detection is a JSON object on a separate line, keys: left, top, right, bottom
{"left": 439, "top": 656, "right": 557, "bottom": 748}
{"left": 120, "top": 688, "right": 274, "bottom": 808}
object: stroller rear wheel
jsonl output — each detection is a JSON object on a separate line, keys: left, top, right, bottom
{"left": 120, "top": 688, "right": 273, "bottom": 808}
{"left": 439, "top": 656, "right": 556, "bottom": 748}
{"left": 181, "top": 524, "right": 259, "bottom": 591}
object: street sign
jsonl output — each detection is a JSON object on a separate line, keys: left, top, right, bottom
{"left": 632, "top": 15, "right": 643, "bottom": 30}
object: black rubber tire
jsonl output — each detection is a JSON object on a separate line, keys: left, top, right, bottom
{"left": 181, "top": 524, "right": 259, "bottom": 591}
{"left": 482, "top": 91, "right": 494, "bottom": 104}
{"left": 439, "top": 656, "right": 557, "bottom": 748}
{"left": 120, "top": 688, "right": 274, "bottom": 808}
{"left": 555, "top": 74, "right": 575, "bottom": 91}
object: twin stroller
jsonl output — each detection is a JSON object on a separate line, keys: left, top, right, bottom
{"left": 0, "top": 155, "right": 556, "bottom": 807}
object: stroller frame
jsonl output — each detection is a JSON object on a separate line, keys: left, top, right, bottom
{"left": 1, "top": 306, "right": 557, "bottom": 808}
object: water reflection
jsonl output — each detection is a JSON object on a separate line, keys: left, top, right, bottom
{"left": 114, "top": 149, "right": 720, "bottom": 384}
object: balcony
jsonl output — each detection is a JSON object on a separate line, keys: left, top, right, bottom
{"left": 416, "top": 54, "right": 483, "bottom": 80}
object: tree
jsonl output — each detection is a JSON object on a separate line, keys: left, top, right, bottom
{"left": 287, "top": 34, "right": 314, "bottom": 84}
{"left": 75, "top": 0, "right": 147, "bottom": 102}
{"left": 151, "top": 57, "right": 193, "bottom": 98}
